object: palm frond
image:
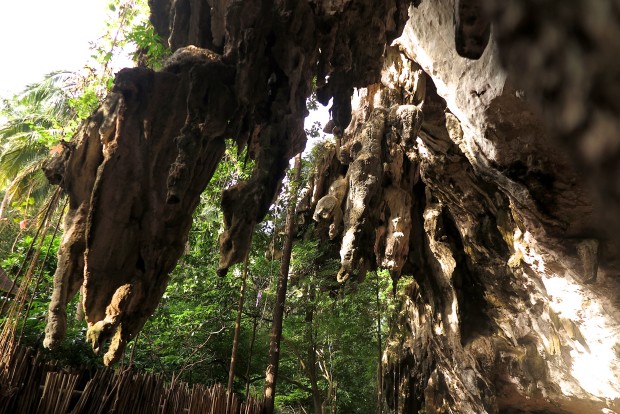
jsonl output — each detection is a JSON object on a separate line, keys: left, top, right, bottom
{"left": 7, "top": 167, "right": 52, "bottom": 206}
{"left": 0, "top": 71, "right": 80, "bottom": 218}
{"left": 0, "top": 143, "right": 48, "bottom": 183}
{"left": 7, "top": 72, "right": 77, "bottom": 126}
{"left": 0, "top": 160, "right": 54, "bottom": 218}
{"left": 18, "top": 72, "right": 75, "bottom": 104}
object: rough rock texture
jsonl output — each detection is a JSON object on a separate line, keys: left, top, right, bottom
{"left": 312, "top": 175, "right": 347, "bottom": 240}
{"left": 43, "top": 57, "right": 232, "bottom": 365}
{"left": 304, "top": 1, "right": 620, "bottom": 412}
{"left": 43, "top": 0, "right": 620, "bottom": 411}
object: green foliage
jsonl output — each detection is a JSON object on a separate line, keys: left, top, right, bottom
{"left": 0, "top": 220, "right": 102, "bottom": 368}
{"left": 0, "top": 71, "right": 75, "bottom": 156}
{"left": 91, "top": 0, "right": 144, "bottom": 70}
{"left": 8, "top": 233, "right": 58, "bottom": 334}
{"left": 41, "top": 0, "right": 170, "bottom": 124}
{"left": 126, "top": 22, "right": 171, "bottom": 69}
{"left": 0, "top": 72, "right": 79, "bottom": 220}
{"left": 278, "top": 237, "right": 386, "bottom": 413}
{"left": 0, "top": 0, "right": 167, "bottom": 223}
{"left": 91, "top": 0, "right": 170, "bottom": 78}
{"left": 67, "top": 86, "right": 100, "bottom": 122}
{"left": 305, "top": 120, "right": 322, "bottom": 141}
{"left": 306, "top": 78, "right": 319, "bottom": 112}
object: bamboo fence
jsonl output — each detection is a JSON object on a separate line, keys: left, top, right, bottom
{"left": 0, "top": 346, "right": 263, "bottom": 414}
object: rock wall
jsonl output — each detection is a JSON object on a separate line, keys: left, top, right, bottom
{"left": 387, "top": 2, "right": 620, "bottom": 412}
{"left": 303, "top": 1, "right": 620, "bottom": 412}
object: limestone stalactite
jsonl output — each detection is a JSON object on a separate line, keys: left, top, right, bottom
{"left": 307, "top": 10, "right": 620, "bottom": 409}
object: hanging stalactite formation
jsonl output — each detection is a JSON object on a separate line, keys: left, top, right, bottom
{"left": 42, "top": 0, "right": 410, "bottom": 366}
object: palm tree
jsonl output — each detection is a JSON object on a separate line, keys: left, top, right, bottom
{"left": 0, "top": 71, "right": 78, "bottom": 220}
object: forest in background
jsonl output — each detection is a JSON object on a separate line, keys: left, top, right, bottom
{"left": 0, "top": 2, "right": 402, "bottom": 413}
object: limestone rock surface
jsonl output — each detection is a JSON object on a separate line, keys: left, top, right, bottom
{"left": 308, "top": 1, "right": 620, "bottom": 412}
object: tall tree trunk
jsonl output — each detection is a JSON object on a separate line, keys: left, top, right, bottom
{"left": 375, "top": 271, "right": 383, "bottom": 414}
{"left": 263, "top": 154, "right": 302, "bottom": 414}
{"left": 226, "top": 239, "right": 253, "bottom": 412}
{"left": 305, "top": 284, "right": 322, "bottom": 414}
{"left": 244, "top": 314, "right": 259, "bottom": 398}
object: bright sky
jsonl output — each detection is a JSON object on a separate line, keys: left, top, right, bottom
{"left": 0, "top": 0, "right": 112, "bottom": 97}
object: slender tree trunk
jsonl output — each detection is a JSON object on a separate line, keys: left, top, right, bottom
{"left": 305, "top": 284, "right": 322, "bottom": 414}
{"left": 375, "top": 271, "right": 384, "bottom": 413}
{"left": 318, "top": 338, "right": 336, "bottom": 414}
{"left": 264, "top": 154, "right": 302, "bottom": 414}
{"left": 227, "top": 238, "right": 253, "bottom": 412}
{"left": 244, "top": 314, "right": 259, "bottom": 398}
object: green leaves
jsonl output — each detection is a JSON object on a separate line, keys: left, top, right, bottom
{"left": 126, "top": 22, "right": 171, "bottom": 70}
{"left": 0, "top": 0, "right": 168, "bottom": 224}
{"left": 0, "top": 72, "right": 79, "bottom": 220}
{"left": 68, "top": 87, "right": 100, "bottom": 121}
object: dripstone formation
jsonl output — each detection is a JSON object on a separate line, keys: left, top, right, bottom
{"left": 43, "top": 1, "right": 620, "bottom": 412}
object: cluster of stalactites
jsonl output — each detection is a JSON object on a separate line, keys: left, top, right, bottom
{"left": 310, "top": 47, "right": 426, "bottom": 282}
{"left": 41, "top": 0, "right": 412, "bottom": 365}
